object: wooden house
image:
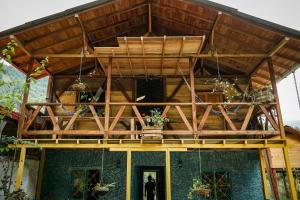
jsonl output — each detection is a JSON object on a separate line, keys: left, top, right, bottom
{"left": 0, "top": 0, "right": 300, "bottom": 199}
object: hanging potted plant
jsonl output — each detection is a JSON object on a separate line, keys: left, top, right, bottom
{"left": 142, "top": 108, "right": 170, "bottom": 134}
{"left": 187, "top": 178, "right": 211, "bottom": 199}
{"left": 71, "top": 79, "right": 87, "bottom": 92}
{"left": 211, "top": 78, "right": 242, "bottom": 103}
{"left": 92, "top": 182, "right": 116, "bottom": 193}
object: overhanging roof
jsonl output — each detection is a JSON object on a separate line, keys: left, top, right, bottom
{"left": 0, "top": 0, "right": 299, "bottom": 88}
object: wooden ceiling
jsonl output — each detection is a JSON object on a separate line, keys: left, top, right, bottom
{"left": 0, "top": 0, "right": 299, "bottom": 88}
{"left": 94, "top": 36, "right": 205, "bottom": 76}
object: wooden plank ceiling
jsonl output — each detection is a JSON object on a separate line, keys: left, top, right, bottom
{"left": 94, "top": 36, "right": 204, "bottom": 76}
{"left": 0, "top": 0, "right": 299, "bottom": 88}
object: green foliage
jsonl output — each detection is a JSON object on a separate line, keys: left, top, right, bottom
{"left": 0, "top": 40, "right": 48, "bottom": 120}
{"left": 4, "top": 190, "right": 29, "bottom": 200}
{"left": 145, "top": 108, "right": 170, "bottom": 127}
{"left": 187, "top": 178, "right": 210, "bottom": 200}
{"left": 210, "top": 78, "right": 241, "bottom": 103}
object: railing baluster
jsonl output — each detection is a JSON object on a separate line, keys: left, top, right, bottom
{"left": 175, "top": 106, "right": 193, "bottom": 131}
{"left": 109, "top": 106, "right": 126, "bottom": 131}
{"left": 132, "top": 106, "right": 146, "bottom": 127}
{"left": 89, "top": 105, "right": 104, "bottom": 132}
{"left": 241, "top": 105, "right": 254, "bottom": 131}
{"left": 218, "top": 105, "right": 237, "bottom": 131}
{"left": 259, "top": 105, "right": 279, "bottom": 131}
{"left": 24, "top": 106, "right": 42, "bottom": 131}
{"left": 198, "top": 104, "right": 212, "bottom": 131}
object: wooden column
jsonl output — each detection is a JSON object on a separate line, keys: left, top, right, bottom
{"left": 283, "top": 147, "right": 298, "bottom": 200}
{"left": 259, "top": 150, "right": 270, "bottom": 200}
{"left": 126, "top": 151, "right": 132, "bottom": 200}
{"left": 166, "top": 150, "right": 171, "bottom": 200}
{"left": 104, "top": 57, "right": 112, "bottom": 139}
{"left": 15, "top": 147, "right": 26, "bottom": 191}
{"left": 189, "top": 57, "right": 197, "bottom": 138}
{"left": 17, "top": 59, "right": 33, "bottom": 138}
{"left": 36, "top": 149, "right": 46, "bottom": 200}
{"left": 46, "top": 75, "right": 54, "bottom": 102}
{"left": 267, "top": 58, "right": 285, "bottom": 138}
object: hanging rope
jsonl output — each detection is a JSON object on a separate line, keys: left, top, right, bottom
{"left": 292, "top": 71, "right": 300, "bottom": 109}
{"left": 198, "top": 148, "right": 202, "bottom": 180}
{"left": 100, "top": 148, "right": 105, "bottom": 184}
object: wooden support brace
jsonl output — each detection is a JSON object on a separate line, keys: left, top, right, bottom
{"left": 175, "top": 106, "right": 193, "bottom": 131}
{"left": 198, "top": 105, "right": 212, "bottom": 130}
{"left": 218, "top": 105, "right": 237, "bottom": 130}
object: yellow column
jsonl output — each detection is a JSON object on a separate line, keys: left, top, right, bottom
{"left": 283, "top": 147, "right": 298, "bottom": 200}
{"left": 15, "top": 147, "right": 26, "bottom": 191}
{"left": 166, "top": 150, "right": 171, "bottom": 200}
{"left": 36, "top": 149, "right": 46, "bottom": 200}
{"left": 259, "top": 149, "right": 270, "bottom": 200}
{"left": 126, "top": 151, "right": 132, "bottom": 200}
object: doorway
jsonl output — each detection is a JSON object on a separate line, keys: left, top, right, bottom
{"left": 136, "top": 78, "right": 164, "bottom": 115}
{"left": 136, "top": 166, "right": 165, "bottom": 200}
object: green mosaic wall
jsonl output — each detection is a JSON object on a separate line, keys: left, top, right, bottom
{"left": 42, "top": 150, "right": 263, "bottom": 200}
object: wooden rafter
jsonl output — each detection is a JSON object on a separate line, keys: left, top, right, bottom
{"left": 140, "top": 37, "right": 148, "bottom": 78}
{"left": 249, "top": 37, "right": 290, "bottom": 76}
{"left": 210, "top": 11, "right": 222, "bottom": 50}
{"left": 148, "top": 0, "right": 152, "bottom": 34}
{"left": 111, "top": 48, "right": 121, "bottom": 76}
{"left": 174, "top": 36, "right": 185, "bottom": 75}
{"left": 124, "top": 37, "right": 133, "bottom": 76}
{"left": 160, "top": 35, "right": 166, "bottom": 75}
{"left": 10, "top": 35, "right": 51, "bottom": 75}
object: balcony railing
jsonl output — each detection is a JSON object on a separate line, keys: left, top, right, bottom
{"left": 22, "top": 102, "right": 280, "bottom": 137}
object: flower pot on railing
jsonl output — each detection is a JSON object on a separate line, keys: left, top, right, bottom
{"left": 141, "top": 108, "right": 169, "bottom": 139}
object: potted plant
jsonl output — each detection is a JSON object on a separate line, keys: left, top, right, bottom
{"left": 92, "top": 182, "right": 116, "bottom": 193}
{"left": 210, "top": 78, "right": 241, "bottom": 103}
{"left": 71, "top": 79, "right": 87, "bottom": 92}
{"left": 142, "top": 108, "right": 170, "bottom": 134}
{"left": 187, "top": 178, "right": 211, "bottom": 199}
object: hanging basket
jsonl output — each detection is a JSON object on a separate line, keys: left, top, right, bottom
{"left": 71, "top": 80, "right": 87, "bottom": 92}
{"left": 93, "top": 183, "right": 116, "bottom": 193}
{"left": 193, "top": 186, "right": 211, "bottom": 197}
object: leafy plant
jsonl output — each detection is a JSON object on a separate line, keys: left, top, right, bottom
{"left": 187, "top": 178, "right": 210, "bottom": 200}
{"left": 210, "top": 78, "right": 241, "bottom": 103}
{"left": 145, "top": 108, "right": 170, "bottom": 127}
{"left": 92, "top": 182, "right": 116, "bottom": 193}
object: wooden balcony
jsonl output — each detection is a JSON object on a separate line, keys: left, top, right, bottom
{"left": 22, "top": 102, "right": 280, "bottom": 138}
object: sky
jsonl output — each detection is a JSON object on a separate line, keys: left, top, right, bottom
{"left": 0, "top": 0, "right": 299, "bottom": 122}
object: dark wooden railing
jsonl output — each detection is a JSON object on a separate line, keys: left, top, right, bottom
{"left": 22, "top": 102, "right": 280, "bottom": 138}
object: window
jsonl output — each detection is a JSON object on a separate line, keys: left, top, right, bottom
{"left": 70, "top": 168, "right": 101, "bottom": 200}
{"left": 202, "top": 171, "right": 231, "bottom": 200}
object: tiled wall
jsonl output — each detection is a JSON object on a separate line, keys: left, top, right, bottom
{"left": 42, "top": 150, "right": 263, "bottom": 200}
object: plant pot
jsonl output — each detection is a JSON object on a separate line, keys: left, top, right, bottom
{"left": 142, "top": 126, "right": 163, "bottom": 139}
{"left": 193, "top": 187, "right": 211, "bottom": 197}
{"left": 71, "top": 82, "right": 87, "bottom": 91}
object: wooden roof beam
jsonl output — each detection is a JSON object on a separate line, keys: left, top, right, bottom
{"left": 124, "top": 37, "right": 133, "bottom": 76}
{"left": 160, "top": 35, "right": 166, "bottom": 75}
{"left": 111, "top": 48, "right": 121, "bottom": 76}
{"left": 174, "top": 36, "right": 185, "bottom": 75}
{"left": 148, "top": 0, "right": 152, "bottom": 34}
{"left": 74, "top": 14, "right": 106, "bottom": 75}
{"left": 33, "top": 53, "right": 267, "bottom": 58}
{"left": 210, "top": 11, "right": 222, "bottom": 50}
{"left": 140, "top": 37, "right": 148, "bottom": 78}
{"left": 10, "top": 35, "right": 51, "bottom": 75}
{"left": 249, "top": 37, "right": 290, "bottom": 76}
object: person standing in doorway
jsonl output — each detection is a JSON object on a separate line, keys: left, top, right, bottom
{"left": 145, "top": 175, "right": 155, "bottom": 200}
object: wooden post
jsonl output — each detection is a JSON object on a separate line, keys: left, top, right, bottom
{"left": 36, "top": 149, "right": 46, "bottom": 200}
{"left": 126, "top": 151, "right": 132, "bottom": 200}
{"left": 130, "top": 118, "right": 135, "bottom": 139}
{"left": 259, "top": 150, "right": 270, "bottom": 200}
{"left": 15, "top": 147, "right": 26, "bottom": 191}
{"left": 104, "top": 57, "right": 112, "bottom": 139}
{"left": 46, "top": 75, "right": 53, "bottom": 102}
{"left": 189, "top": 57, "right": 197, "bottom": 138}
{"left": 283, "top": 147, "right": 298, "bottom": 200}
{"left": 267, "top": 58, "right": 285, "bottom": 138}
{"left": 17, "top": 59, "right": 33, "bottom": 138}
{"left": 166, "top": 150, "right": 171, "bottom": 200}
